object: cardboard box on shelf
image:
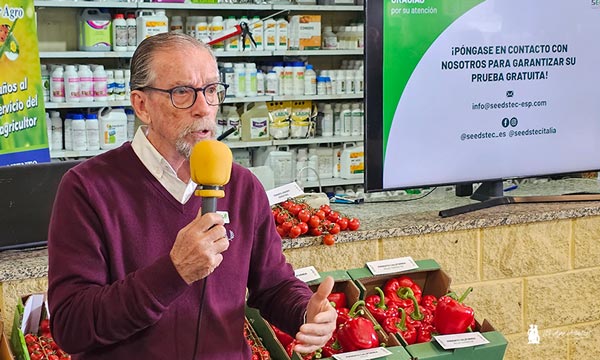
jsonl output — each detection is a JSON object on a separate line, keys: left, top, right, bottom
{"left": 288, "top": 15, "right": 321, "bottom": 50}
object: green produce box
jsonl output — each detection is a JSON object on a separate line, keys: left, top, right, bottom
{"left": 404, "top": 319, "right": 507, "bottom": 360}
{"left": 245, "top": 306, "right": 291, "bottom": 360}
{"left": 10, "top": 293, "right": 47, "bottom": 360}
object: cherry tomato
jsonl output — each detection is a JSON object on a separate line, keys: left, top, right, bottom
{"left": 327, "top": 211, "right": 341, "bottom": 223}
{"left": 322, "top": 234, "right": 335, "bottom": 246}
{"left": 297, "top": 222, "right": 309, "bottom": 234}
{"left": 289, "top": 204, "right": 302, "bottom": 216}
{"left": 337, "top": 217, "right": 349, "bottom": 231}
{"left": 328, "top": 223, "right": 341, "bottom": 235}
{"left": 315, "top": 209, "right": 326, "bottom": 220}
{"left": 276, "top": 225, "right": 288, "bottom": 237}
{"left": 288, "top": 225, "right": 302, "bottom": 238}
{"left": 276, "top": 212, "right": 288, "bottom": 225}
{"left": 309, "top": 227, "right": 323, "bottom": 236}
{"left": 281, "top": 220, "right": 293, "bottom": 233}
{"left": 348, "top": 218, "right": 360, "bottom": 231}
{"left": 308, "top": 215, "right": 321, "bottom": 229}
{"left": 319, "top": 204, "right": 332, "bottom": 216}
{"left": 297, "top": 209, "right": 311, "bottom": 223}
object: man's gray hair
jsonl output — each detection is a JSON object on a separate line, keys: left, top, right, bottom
{"left": 129, "top": 33, "right": 216, "bottom": 90}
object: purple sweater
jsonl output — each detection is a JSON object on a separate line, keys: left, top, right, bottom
{"left": 47, "top": 143, "right": 312, "bottom": 359}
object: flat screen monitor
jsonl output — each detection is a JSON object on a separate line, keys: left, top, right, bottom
{"left": 0, "top": 160, "right": 81, "bottom": 251}
{"left": 365, "top": 0, "right": 600, "bottom": 195}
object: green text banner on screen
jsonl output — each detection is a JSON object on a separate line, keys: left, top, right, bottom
{"left": 0, "top": 0, "right": 50, "bottom": 166}
{"left": 382, "top": 0, "right": 600, "bottom": 189}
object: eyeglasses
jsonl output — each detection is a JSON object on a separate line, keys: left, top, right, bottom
{"left": 139, "top": 82, "right": 229, "bottom": 108}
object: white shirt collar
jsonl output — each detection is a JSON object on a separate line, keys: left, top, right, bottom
{"left": 131, "top": 126, "right": 197, "bottom": 204}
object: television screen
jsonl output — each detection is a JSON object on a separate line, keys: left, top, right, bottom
{"left": 365, "top": 0, "right": 600, "bottom": 193}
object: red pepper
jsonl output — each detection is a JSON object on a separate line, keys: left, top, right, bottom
{"left": 286, "top": 340, "right": 315, "bottom": 359}
{"left": 365, "top": 287, "right": 399, "bottom": 323}
{"left": 382, "top": 308, "right": 417, "bottom": 345}
{"left": 398, "top": 287, "right": 425, "bottom": 322}
{"left": 321, "top": 335, "right": 343, "bottom": 357}
{"left": 417, "top": 323, "right": 434, "bottom": 343}
{"left": 270, "top": 324, "right": 294, "bottom": 348}
{"left": 335, "top": 307, "right": 351, "bottom": 327}
{"left": 434, "top": 287, "right": 475, "bottom": 335}
{"left": 383, "top": 276, "right": 423, "bottom": 307}
{"left": 337, "top": 300, "right": 379, "bottom": 352}
{"left": 420, "top": 294, "right": 438, "bottom": 314}
{"left": 328, "top": 292, "right": 348, "bottom": 309}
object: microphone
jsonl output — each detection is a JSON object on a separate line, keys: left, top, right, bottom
{"left": 190, "top": 139, "right": 233, "bottom": 215}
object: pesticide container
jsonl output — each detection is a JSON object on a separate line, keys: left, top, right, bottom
{"left": 340, "top": 143, "right": 364, "bottom": 179}
{"left": 79, "top": 9, "right": 112, "bottom": 51}
{"left": 98, "top": 107, "right": 128, "bottom": 150}
{"left": 265, "top": 146, "right": 293, "bottom": 186}
{"left": 241, "top": 102, "right": 270, "bottom": 142}
{"left": 136, "top": 10, "right": 168, "bottom": 45}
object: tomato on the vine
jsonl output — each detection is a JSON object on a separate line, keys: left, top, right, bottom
{"left": 327, "top": 211, "right": 341, "bottom": 223}
{"left": 348, "top": 218, "right": 360, "bottom": 231}
{"left": 322, "top": 234, "right": 335, "bottom": 246}
{"left": 288, "top": 225, "right": 302, "bottom": 238}
{"left": 308, "top": 215, "right": 321, "bottom": 229}
{"left": 328, "top": 223, "right": 341, "bottom": 235}
{"left": 297, "top": 222, "right": 309, "bottom": 234}
{"left": 319, "top": 204, "right": 332, "bottom": 216}
{"left": 297, "top": 209, "right": 311, "bottom": 223}
{"left": 309, "top": 227, "right": 323, "bottom": 236}
{"left": 337, "top": 217, "right": 349, "bottom": 231}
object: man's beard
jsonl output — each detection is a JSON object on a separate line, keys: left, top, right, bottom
{"left": 176, "top": 123, "right": 217, "bottom": 159}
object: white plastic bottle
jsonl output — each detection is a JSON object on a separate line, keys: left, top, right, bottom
{"left": 321, "top": 103, "right": 334, "bottom": 137}
{"left": 322, "top": 26, "right": 338, "bottom": 50}
{"left": 263, "top": 18, "right": 277, "bottom": 51}
{"left": 124, "top": 69, "right": 131, "bottom": 97}
{"left": 106, "top": 70, "right": 115, "bottom": 101}
{"left": 251, "top": 16, "right": 264, "bottom": 51}
{"left": 93, "top": 65, "right": 108, "bottom": 102}
{"left": 50, "top": 111, "right": 63, "bottom": 150}
{"left": 99, "top": 107, "right": 128, "bottom": 150}
{"left": 226, "top": 107, "right": 241, "bottom": 141}
{"left": 195, "top": 16, "right": 208, "bottom": 42}
{"left": 41, "top": 64, "right": 50, "bottom": 102}
{"left": 170, "top": 15, "right": 184, "bottom": 33}
{"left": 256, "top": 70, "right": 265, "bottom": 96}
{"left": 351, "top": 103, "right": 362, "bottom": 136}
{"left": 45, "top": 112, "right": 52, "bottom": 151}
{"left": 266, "top": 70, "right": 278, "bottom": 95}
{"left": 86, "top": 113, "right": 100, "bottom": 150}
{"left": 341, "top": 103, "right": 352, "bottom": 136}
{"left": 245, "top": 63, "right": 257, "bottom": 97}
{"left": 282, "top": 63, "right": 293, "bottom": 96}
{"left": 276, "top": 18, "right": 288, "bottom": 51}
{"left": 64, "top": 65, "right": 80, "bottom": 103}
{"left": 126, "top": 13, "right": 137, "bottom": 51}
{"left": 271, "top": 62, "right": 284, "bottom": 96}
{"left": 71, "top": 113, "right": 87, "bottom": 151}
{"left": 224, "top": 16, "right": 239, "bottom": 52}
{"left": 113, "top": 70, "right": 126, "bottom": 101}
{"left": 355, "top": 68, "right": 364, "bottom": 95}
{"left": 136, "top": 10, "right": 168, "bottom": 45}
{"left": 233, "top": 63, "right": 246, "bottom": 98}
{"left": 112, "top": 13, "right": 128, "bottom": 52}
{"left": 346, "top": 69, "right": 356, "bottom": 94}
{"left": 210, "top": 16, "right": 225, "bottom": 51}
{"left": 50, "top": 66, "right": 65, "bottom": 103}
{"left": 307, "top": 148, "right": 319, "bottom": 182}
{"left": 333, "top": 103, "right": 343, "bottom": 137}
{"left": 64, "top": 113, "right": 73, "bottom": 151}
{"left": 292, "top": 61, "right": 304, "bottom": 96}
{"left": 78, "top": 65, "right": 94, "bottom": 102}
{"left": 126, "top": 108, "right": 136, "bottom": 140}
{"left": 304, "top": 64, "right": 317, "bottom": 96}
{"left": 336, "top": 69, "right": 345, "bottom": 95}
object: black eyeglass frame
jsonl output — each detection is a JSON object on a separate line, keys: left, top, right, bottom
{"left": 137, "top": 82, "right": 229, "bottom": 108}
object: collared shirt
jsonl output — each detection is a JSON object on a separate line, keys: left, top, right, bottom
{"left": 130, "top": 126, "right": 197, "bottom": 204}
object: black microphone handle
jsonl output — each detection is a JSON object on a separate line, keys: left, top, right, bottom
{"left": 202, "top": 196, "right": 217, "bottom": 215}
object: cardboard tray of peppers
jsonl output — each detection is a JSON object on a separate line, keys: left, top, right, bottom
{"left": 247, "top": 260, "right": 507, "bottom": 360}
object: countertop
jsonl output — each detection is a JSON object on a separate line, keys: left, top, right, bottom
{"left": 2, "top": 178, "right": 600, "bottom": 282}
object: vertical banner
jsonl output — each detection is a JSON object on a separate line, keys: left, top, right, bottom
{"left": 0, "top": 0, "right": 50, "bottom": 166}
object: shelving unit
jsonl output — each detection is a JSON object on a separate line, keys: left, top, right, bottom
{"left": 37, "top": 0, "right": 365, "bottom": 189}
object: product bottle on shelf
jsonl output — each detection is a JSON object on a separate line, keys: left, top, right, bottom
{"left": 256, "top": 70, "right": 265, "bottom": 96}
{"left": 263, "top": 18, "right": 277, "bottom": 51}
{"left": 41, "top": 64, "right": 50, "bottom": 102}
{"left": 125, "top": 108, "right": 136, "bottom": 141}
{"left": 93, "top": 65, "right": 108, "bottom": 102}
{"left": 266, "top": 70, "right": 278, "bottom": 95}
{"left": 78, "top": 64, "right": 94, "bottom": 102}
{"left": 251, "top": 16, "right": 264, "bottom": 51}
{"left": 341, "top": 103, "right": 352, "bottom": 137}
{"left": 220, "top": 62, "right": 235, "bottom": 97}
{"left": 210, "top": 16, "right": 225, "bottom": 51}
{"left": 50, "top": 111, "right": 63, "bottom": 151}
{"left": 195, "top": 16, "right": 208, "bottom": 42}
{"left": 233, "top": 63, "right": 246, "bottom": 98}
{"left": 45, "top": 112, "right": 52, "bottom": 151}
{"left": 276, "top": 18, "right": 288, "bottom": 51}
{"left": 170, "top": 15, "right": 184, "bottom": 34}
{"left": 245, "top": 62, "right": 257, "bottom": 97}
{"left": 333, "top": 103, "right": 342, "bottom": 137}
{"left": 50, "top": 66, "right": 65, "bottom": 103}
{"left": 320, "top": 103, "right": 334, "bottom": 137}
{"left": 351, "top": 103, "right": 361, "bottom": 136}
{"left": 64, "top": 65, "right": 80, "bottom": 103}
{"left": 106, "top": 70, "right": 115, "bottom": 101}
{"left": 64, "top": 113, "right": 73, "bottom": 151}
{"left": 113, "top": 70, "right": 126, "bottom": 101}
{"left": 304, "top": 64, "right": 317, "bottom": 95}
{"left": 71, "top": 113, "right": 87, "bottom": 151}
{"left": 322, "top": 26, "right": 338, "bottom": 50}
{"left": 112, "top": 13, "right": 128, "bottom": 52}
{"left": 224, "top": 16, "right": 239, "bottom": 52}
{"left": 126, "top": 13, "right": 137, "bottom": 51}
{"left": 86, "top": 113, "right": 100, "bottom": 150}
